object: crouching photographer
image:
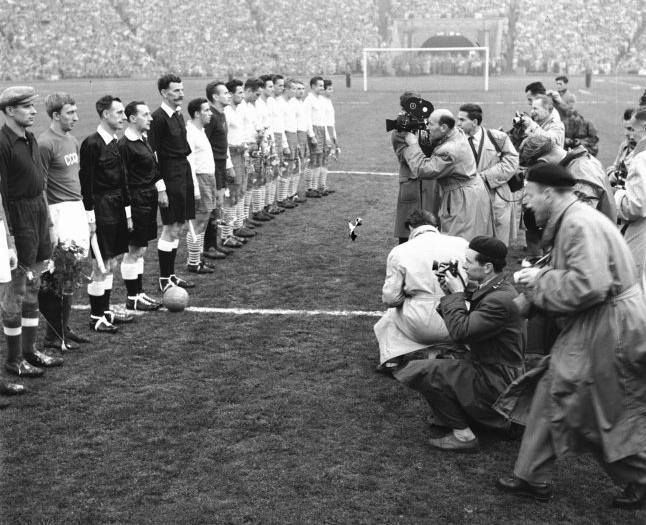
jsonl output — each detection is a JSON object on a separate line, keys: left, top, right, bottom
{"left": 391, "top": 104, "right": 493, "bottom": 241}
{"left": 391, "top": 236, "right": 525, "bottom": 452}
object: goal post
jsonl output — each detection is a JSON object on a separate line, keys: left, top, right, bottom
{"left": 362, "top": 47, "right": 489, "bottom": 92}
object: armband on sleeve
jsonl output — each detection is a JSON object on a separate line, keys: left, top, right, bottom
{"left": 155, "top": 179, "right": 166, "bottom": 192}
{"left": 125, "top": 206, "right": 132, "bottom": 219}
{"left": 86, "top": 210, "right": 96, "bottom": 224}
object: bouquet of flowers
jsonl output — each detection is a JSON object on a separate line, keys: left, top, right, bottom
{"left": 40, "top": 241, "right": 89, "bottom": 297}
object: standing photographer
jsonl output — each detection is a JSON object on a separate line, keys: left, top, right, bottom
{"left": 520, "top": 95, "right": 565, "bottom": 148}
{"left": 614, "top": 107, "right": 646, "bottom": 281}
{"left": 393, "top": 109, "right": 493, "bottom": 241}
{"left": 607, "top": 108, "right": 636, "bottom": 188}
{"left": 457, "top": 103, "right": 519, "bottom": 246}
{"left": 391, "top": 92, "right": 439, "bottom": 243}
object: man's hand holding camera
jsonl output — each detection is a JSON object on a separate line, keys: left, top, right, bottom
{"left": 438, "top": 270, "right": 465, "bottom": 294}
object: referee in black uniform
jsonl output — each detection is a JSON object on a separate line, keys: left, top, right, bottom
{"left": 79, "top": 95, "right": 134, "bottom": 333}
{"left": 118, "top": 100, "right": 164, "bottom": 311}
{"left": 0, "top": 86, "right": 63, "bottom": 383}
{"left": 148, "top": 74, "right": 195, "bottom": 292}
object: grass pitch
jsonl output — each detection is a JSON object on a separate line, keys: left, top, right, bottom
{"left": 1, "top": 74, "right": 645, "bottom": 524}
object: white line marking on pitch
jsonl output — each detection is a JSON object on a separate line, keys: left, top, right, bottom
{"left": 73, "top": 305, "right": 384, "bottom": 317}
{"left": 329, "top": 170, "right": 397, "bottom": 176}
{"left": 578, "top": 89, "right": 592, "bottom": 95}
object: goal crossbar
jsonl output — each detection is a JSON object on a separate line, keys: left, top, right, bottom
{"left": 362, "top": 47, "right": 490, "bottom": 92}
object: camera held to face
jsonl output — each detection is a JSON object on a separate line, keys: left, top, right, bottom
{"left": 432, "top": 259, "right": 460, "bottom": 278}
{"left": 386, "top": 96, "right": 434, "bottom": 133}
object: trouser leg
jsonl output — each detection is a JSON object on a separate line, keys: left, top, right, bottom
{"left": 513, "top": 374, "right": 557, "bottom": 484}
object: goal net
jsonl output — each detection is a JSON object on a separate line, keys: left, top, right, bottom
{"left": 362, "top": 47, "right": 490, "bottom": 92}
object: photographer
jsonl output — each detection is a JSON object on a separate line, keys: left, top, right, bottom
{"left": 457, "top": 103, "right": 519, "bottom": 246}
{"left": 520, "top": 95, "right": 565, "bottom": 148}
{"left": 393, "top": 109, "right": 493, "bottom": 241}
{"left": 607, "top": 108, "right": 636, "bottom": 188}
{"left": 393, "top": 236, "right": 525, "bottom": 452}
{"left": 374, "top": 209, "right": 468, "bottom": 368}
{"left": 391, "top": 91, "right": 440, "bottom": 243}
{"left": 519, "top": 134, "right": 616, "bottom": 222}
{"left": 614, "top": 107, "right": 646, "bottom": 280}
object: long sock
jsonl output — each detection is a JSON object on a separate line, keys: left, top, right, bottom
{"left": 278, "top": 178, "right": 288, "bottom": 202}
{"left": 170, "top": 239, "right": 179, "bottom": 275}
{"left": 234, "top": 202, "right": 244, "bottom": 229}
{"left": 221, "top": 206, "right": 235, "bottom": 238}
{"left": 88, "top": 280, "right": 105, "bottom": 317}
{"left": 186, "top": 232, "right": 202, "bottom": 266}
{"left": 244, "top": 192, "right": 252, "bottom": 219}
{"left": 103, "top": 273, "right": 113, "bottom": 313}
{"left": 136, "top": 257, "right": 145, "bottom": 294}
{"left": 319, "top": 167, "right": 328, "bottom": 191}
{"left": 157, "top": 238, "right": 174, "bottom": 278}
{"left": 21, "top": 309, "right": 39, "bottom": 356}
{"left": 121, "top": 260, "right": 139, "bottom": 298}
{"left": 4, "top": 325, "right": 22, "bottom": 364}
{"left": 252, "top": 188, "right": 263, "bottom": 213}
{"left": 305, "top": 163, "right": 314, "bottom": 190}
{"left": 311, "top": 167, "right": 321, "bottom": 190}
{"left": 265, "top": 181, "right": 273, "bottom": 206}
{"left": 259, "top": 187, "right": 267, "bottom": 209}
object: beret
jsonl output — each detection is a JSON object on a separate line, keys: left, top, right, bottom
{"left": 469, "top": 235, "right": 507, "bottom": 261}
{"left": 0, "top": 86, "right": 38, "bottom": 110}
{"left": 526, "top": 162, "right": 575, "bottom": 187}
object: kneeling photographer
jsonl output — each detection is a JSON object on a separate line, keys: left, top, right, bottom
{"left": 392, "top": 236, "right": 525, "bottom": 452}
{"left": 391, "top": 103, "right": 493, "bottom": 241}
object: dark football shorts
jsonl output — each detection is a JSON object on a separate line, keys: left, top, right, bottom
{"left": 8, "top": 195, "right": 51, "bottom": 266}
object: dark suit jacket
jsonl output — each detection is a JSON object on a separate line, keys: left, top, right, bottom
{"left": 439, "top": 274, "right": 525, "bottom": 367}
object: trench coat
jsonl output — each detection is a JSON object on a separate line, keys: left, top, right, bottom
{"left": 374, "top": 225, "right": 468, "bottom": 364}
{"left": 391, "top": 133, "right": 440, "bottom": 239}
{"left": 496, "top": 199, "right": 646, "bottom": 462}
{"left": 565, "top": 145, "right": 616, "bottom": 222}
{"left": 526, "top": 113, "right": 565, "bottom": 148}
{"left": 396, "top": 129, "right": 493, "bottom": 241}
{"left": 615, "top": 138, "right": 646, "bottom": 278}
{"left": 476, "top": 128, "right": 519, "bottom": 246}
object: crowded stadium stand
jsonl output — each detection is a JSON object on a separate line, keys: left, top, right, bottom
{"left": 0, "top": 0, "right": 643, "bottom": 80}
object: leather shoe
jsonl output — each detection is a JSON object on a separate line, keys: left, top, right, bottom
{"left": 292, "top": 196, "right": 307, "bottom": 203}
{"left": 43, "top": 337, "right": 79, "bottom": 351}
{"left": 187, "top": 262, "right": 214, "bottom": 274}
{"left": 170, "top": 275, "right": 195, "bottom": 289}
{"left": 428, "top": 432, "right": 480, "bottom": 453}
{"left": 5, "top": 359, "right": 45, "bottom": 377}
{"left": 65, "top": 327, "right": 90, "bottom": 344}
{"left": 253, "top": 212, "right": 271, "bottom": 222}
{"left": 496, "top": 475, "right": 552, "bottom": 502}
{"left": 126, "top": 296, "right": 161, "bottom": 311}
{"left": 90, "top": 315, "right": 118, "bottom": 333}
{"left": 202, "top": 248, "right": 227, "bottom": 259}
{"left": 223, "top": 237, "right": 243, "bottom": 248}
{"left": 0, "top": 381, "right": 25, "bottom": 395}
{"left": 612, "top": 483, "right": 646, "bottom": 509}
{"left": 233, "top": 227, "right": 256, "bottom": 238}
{"left": 324, "top": 188, "right": 336, "bottom": 194}
{"left": 306, "top": 189, "right": 322, "bottom": 198}
{"left": 24, "top": 349, "right": 63, "bottom": 368}
{"left": 278, "top": 200, "right": 296, "bottom": 209}
{"left": 105, "top": 309, "right": 135, "bottom": 324}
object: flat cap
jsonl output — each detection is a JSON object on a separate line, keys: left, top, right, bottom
{"left": 526, "top": 163, "right": 575, "bottom": 187}
{"left": 0, "top": 86, "right": 38, "bottom": 110}
{"left": 469, "top": 235, "right": 507, "bottom": 261}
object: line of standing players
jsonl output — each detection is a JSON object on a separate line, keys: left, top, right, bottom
{"left": 0, "top": 74, "right": 340, "bottom": 401}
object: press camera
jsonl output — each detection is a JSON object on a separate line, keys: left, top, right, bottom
{"left": 386, "top": 96, "right": 434, "bottom": 133}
